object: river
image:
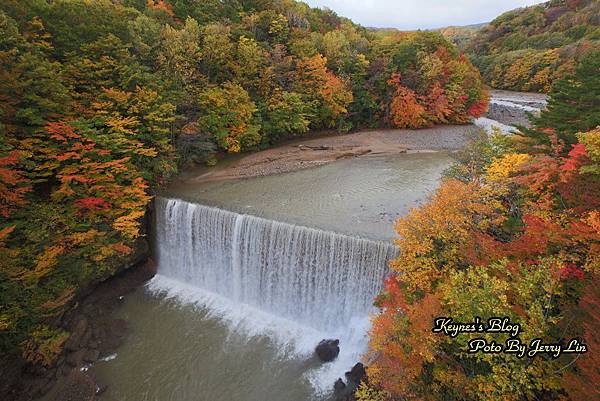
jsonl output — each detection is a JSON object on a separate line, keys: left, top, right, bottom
{"left": 88, "top": 91, "right": 545, "bottom": 401}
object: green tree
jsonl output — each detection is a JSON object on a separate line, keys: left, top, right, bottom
{"left": 263, "top": 90, "right": 311, "bottom": 140}
{"left": 531, "top": 50, "right": 600, "bottom": 145}
{"left": 196, "top": 82, "right": 261, "bottom": 153}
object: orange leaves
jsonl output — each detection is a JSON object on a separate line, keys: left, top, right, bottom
{"left": 146, "top": 0, "right": 175, "bottom": 18}
{"left": 368, "top": 290, "right": 443, "bottom": 398}
{"left": 45, "top": 120, "right": 82, "bottom": 142}
{"left": 467, "top": 99, "right": 488, "bottom": 117}
{"left": 0, "top": 226, "right": 15, "bottom": 246}
{"left": 388, "top": 74, "right": 426, "bottom": 129}
{"left": 391, "top": 179, "right": 496, "bottom": 292}
{"left": 37, "top": 120, "right": 151, "bottom": 245}
{"left": 24, "top": 245, "right": 66, "bottom": 282}
{"left": 322, "top": 71, "right": 353, "bottom": 120}
{"left": 21, "top": 326, "right": 70, "bottom": 367}
{"left": 370, "top": 121, "right": 600, "bottom": 400}
{"left": 386, "top": 66, "right": 486, "bottom": 128}
{"left": 294, "top": 53, "right": 352, "bottom": 128}
{"left": 561, "top": 274, "right": 600, "bottom": 401}
{"left": 112, "top": 242, "right": 133, "bottom": 255}
{"left": 113, "top": 209, "right": 146, "bottom": 239}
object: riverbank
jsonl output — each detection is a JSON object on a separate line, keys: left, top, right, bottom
{"left": 486, "top": 89, "right": 547, "bottom": 127}
{"left": 0, "top": 260, "right": 156, "bottom": 401}
{"left": 188, "top": 124, "right": 480, "bottom": 182}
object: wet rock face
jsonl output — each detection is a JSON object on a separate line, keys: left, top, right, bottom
{"left": 315, "top": 339, "right": 340, "bottom": 362}
{"left": 345, "top": 362, "right": 367, "bottom": 386}
{"left": 334, "top": 378, "right": 346, "bottom": 391}
{"left": 333, "top": 362, "right": 368, "bottom": 401}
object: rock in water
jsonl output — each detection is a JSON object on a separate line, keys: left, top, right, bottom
{"left": 334, "top": 378, "right": 346, "bottom": 391}
{"left": 315, "top": 339, "right": 340, "bottom": 362}
{"left": 345, "top": 362, "right": 367, "bottom": 386}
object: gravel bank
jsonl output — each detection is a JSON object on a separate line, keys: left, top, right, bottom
{"left": 190, "top": 124, "right": 480, "bottom": 182}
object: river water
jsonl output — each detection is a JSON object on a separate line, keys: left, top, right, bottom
{"left": 90, "top": 153, "right": 452, "bottom": 401}
{"left": 90, "top": 91, "right": 545, "bottom": 401}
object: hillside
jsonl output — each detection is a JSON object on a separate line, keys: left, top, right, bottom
{"left": 438, "top": 22, "right": 487, "bottom": 48}
{"left": 463, "top": 0, "right": 600, "bottom": 92}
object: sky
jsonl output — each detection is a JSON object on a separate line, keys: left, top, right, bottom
{"left": 302, "top": 0, "right": 548, "bottom": 30}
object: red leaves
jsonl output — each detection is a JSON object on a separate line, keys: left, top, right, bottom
{"left": 561, "top": 143, "right": 588, "bottom": 173}
{"left": 0, "top": 150, "right": 31, "bottom": 217}
{"left": 45, "top": 121, "right": 82, "bottom": 142}
{"left": 559, "top": 263, "right": 585, "bottom": 280}
{"left": 74, "top": 197, "right": 111, "bottom": 212}
{"left": 388, "top": 73, "right": 426, "bottom": 128}
{"left": 467, "top": 99, "right": 488, "bottom": 117}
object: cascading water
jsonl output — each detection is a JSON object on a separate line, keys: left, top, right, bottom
{"left": 150, "top": 197, "right": 397, "bottom": 393}
{"left": 154, "top": 197, "right": 397, "bottom": 332}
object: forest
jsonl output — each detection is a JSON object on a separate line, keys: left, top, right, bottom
{"left": 363, "top": 51, "right": 600, "bottom": 401}
{"left": 458, "top": 0, "right": 600, "bottom": 92}
{"left": 0, "top": 0, "right": 486, "bottom": 369}
{"left": 0, "top": 0, "right": 599, "bottom": 401}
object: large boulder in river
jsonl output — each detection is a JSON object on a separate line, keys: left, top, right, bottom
{"left": 315, "top": 339, "right": 340, "bottom": 362}
{"left": 345, "top": 362, "right": 367, "bottom": 386}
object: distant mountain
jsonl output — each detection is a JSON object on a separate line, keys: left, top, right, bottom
{"left": 463, "top": 0, "right": 600, "bottom": 92}
{"left": 438, "top": 22, "right": 488, "bottom": 48}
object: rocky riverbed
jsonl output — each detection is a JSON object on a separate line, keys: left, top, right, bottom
{"left": 485, "top": 89, "right": 547, "bottom": 127}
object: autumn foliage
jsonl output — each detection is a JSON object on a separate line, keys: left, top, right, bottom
{"left": 0, "top": 0, "right": 479, "bottom": 374}
{"left": 462, "top": 0, "right": 600, "bottom": 92}
{"left": 386, "top": 44, "right": 488, "bottom": 128}
{"left": 366, "top": 124, "right": 600, "bottom": 400}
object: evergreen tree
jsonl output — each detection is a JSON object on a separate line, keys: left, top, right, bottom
{"left": 532, "top": 50, "right": 600, "bottom": 145}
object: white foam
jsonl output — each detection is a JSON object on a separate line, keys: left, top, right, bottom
{"left": 474, "top": 117, "right": 517, "bottom": 135}
{"left": 489, "top": 99, "right": 540, "bottom": 112}
{"left": 147, "top": 274, "right": 371, "bottom": 394}
{"left": 99, "top": 353, "right": 118, "bottom": 362}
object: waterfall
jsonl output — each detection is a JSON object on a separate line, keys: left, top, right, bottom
{"left": 154, "top": 198, "right": 397, "bottom": 332}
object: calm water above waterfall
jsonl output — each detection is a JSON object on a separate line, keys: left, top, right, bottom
{"left": 164, "top": 152, "right": 453, "bottom": 240}
{"left": 91, "top": 153, "right": 453, "bottom": 401}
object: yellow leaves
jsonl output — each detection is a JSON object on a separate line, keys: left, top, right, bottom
{"left": 197, "top": 82, "right": 261, "bottom": 152}
{"left": 294, "top": 53, "right": 352, "bottom": 126}
{"left": 391, "top": 179, "right": 495, "bottom": 292}
{"left": 106, "top": 116, "right": 140, "bottom": 136}
{"left": 113, "top": 209, "right": 145, "bottom": 239}
{"left": 129, "top": 142, "right": 158, "bottom": 157}
{"left": 21, "top": 326, "right": 69, "bottom": 367}
{"left": 577, "top": 127, "right": 600, "bottom": 170}
{"left": 93, "top": 244, "right": 117, "bottom": 262}
{"left": 66, "top": 229, "right": 99, "bottom": 246}
{"left": 486, "top": 153, "right": 531, "bottom": 182}
{"left": 29, "top": 245, "right": 65, "bottom": 281}
{"left": 0, "top": 313, "right": 13, "bottom": 331}
{"left": 354, "top": 382, "right": 388, "bottom": 401}
{"left": 484, "top": 153, "right": 531, "bottom": 200}
{"left": 224, "top": 137, "right": 241, "bottom": 153}
{"left": 100, "top": 87, "right": 132, "bottom": 106}
{"left": 585, "top": 210, "right": 600, "bottom": 233}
